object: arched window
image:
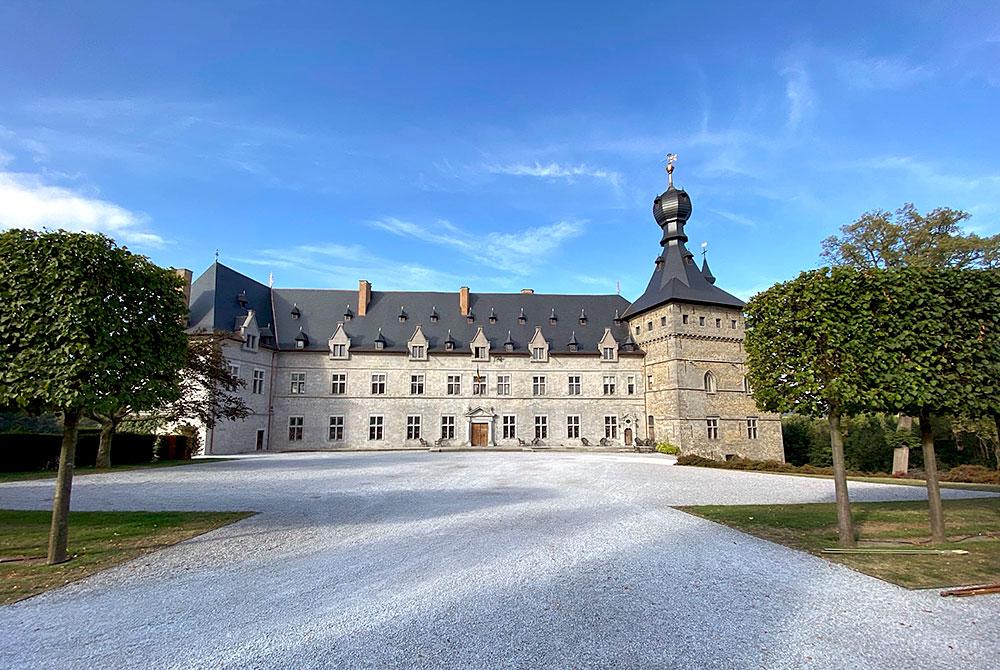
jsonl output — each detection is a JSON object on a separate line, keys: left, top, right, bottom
{"left": 704, "top": 371, "right": 717, "bottom": 394}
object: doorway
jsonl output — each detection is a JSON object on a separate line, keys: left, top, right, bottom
{"left": 625, "top": 428, "right": 633, "bottom": 446}
{"left": 471, "top": 422, "right": 489, "bottom": 447}
{"left": 255, "top": 429, "right": 265, "bottom": 451}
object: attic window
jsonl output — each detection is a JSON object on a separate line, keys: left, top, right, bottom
{"left": 488, "top": 308, "right": 497, "bottom": 324}
{"left": 517, "top": 308, "right": 526, "bottom": 325}
{"left": 466, "top": 314, "right": 475, "bottom": 324}
{"left": 531, "top": 346, "right": 545, "bottom": 361}
{"left": 682, "top": 314, "right": 689, "bottom": 325}
{"left": 375, "top": 340, "right": 385, "bottom": 350}
{"left": 344, "top": 305, "right": 353, "bottom": 321}
{"left": 474, "top": 346, "right": 487, "bottom": 360}
{"left": 715, "top": 318, "right": 722, "bottom": 328}
{"left": 237, "top": 291, "right": 248, "bottom": 308}
{"left": 445, "top": 341, "right": 455, "bottom": 351}
{"left": 549, "top": 309, "right": 557, "bottom": 325}
{"left": 699, "top": 316, "right": 706, "bottom": 327}
{"left": 243, "top": 334, "right": 258, "bottom": 351}
{"left": 290, "top": 304, "right": 301, "bottom": 319}
{"left": 411, "top": 345, "right": 425, "bottom": 359}
{"left": 505, "top": 342, "right": 514, "bottom": 352}
{"left": 568, "top": 342, "right": 578, "bottom": 353}
{"left": 399, "top": 306, "right": 407, "bottom": 322}
{"left": 579, "top": 309, "right": 587, "bottom": 325}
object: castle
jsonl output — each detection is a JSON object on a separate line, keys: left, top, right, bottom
{"left": 180, "top": 165, "right": 784, "bottom": 460}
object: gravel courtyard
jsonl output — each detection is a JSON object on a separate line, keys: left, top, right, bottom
{"left": 0, "top": 451, "right": 997, "bottom": 669}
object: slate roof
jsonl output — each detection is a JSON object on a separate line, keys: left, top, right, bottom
{"left": 187, "top": 263, "right": 638, "bottom": 355}
{"left": 622, "top": 184, "right": 744, "bottom": 318}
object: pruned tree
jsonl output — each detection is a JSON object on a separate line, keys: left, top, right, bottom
{"left": 821, "top": 203, "right": 1000, "bottom": 270}
{"left": 745, "top": 268, "right": 898, "bottom": 547}
{"left": 0, "top": 230, "right": 188, "bottom": 564}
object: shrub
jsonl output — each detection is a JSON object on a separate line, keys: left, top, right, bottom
{"left": 655, "top": 442, "right": 680, "bottom": 455}
{"left": 0, "top": 432, "right": 155, "bottom": 471}
{"left": 940, "top": 465, "right": 1000, "bottom": 485}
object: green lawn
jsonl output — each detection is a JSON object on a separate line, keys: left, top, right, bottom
{"left": 0, "top": 458, "right": 228, "bottom": 483}
{"left": 679, "top": 497, "right": 1000, "bottom": 589}
{"left": 0, "top": 509, "right": 252, "bottom": 604}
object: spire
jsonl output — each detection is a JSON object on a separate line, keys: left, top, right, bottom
{"left": 701, "top": 244, "right": 716, "bottom": 285}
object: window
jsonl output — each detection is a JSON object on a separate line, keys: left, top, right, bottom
{"left": 406, "top": 416, "right": 421, "bottom": 440}
{"left": 331, "top": 373, "right": 347, "bottom": 395}
{"left": 715, "top": 318, "right": 722, "bottom": 328}
{"left": 747, "top": 417, "right": 759, "bottom": 440}
{"left": 410, "top": 345, "right": 424, "bottom": 359}
{"left": 731, "top": 319, "right": 738, "bottom": 329}
{"left": 288, "top": 416, "right": 303, "bottom": 441}
{"left": 532, "top": 375, "right": 546, "bottom": 396}
{"left": 707, "top": 418, "right": 720, "bottom": 440}
{"left": 635, "top": 325, "right": 641, "bottom": 335}
{"left": 626, "top": 376, "right": 635, "bottom": 395}
{"left": 646, "top": 321, "right": 653, "bottom": 331}
{"left": 410, "top": 374, "right": 424, "bottom": 395}
{"left": 604, "top": 415, "right": 618, "bottom": 439}
{"left": 660, "top": 316, "right": 667, "bottom": 327}
{"left": 534, "top": 416, "right": 548, "bottom": 440}
{"left": 647, "top": 415, "right": 655, "bottom": 440}
{"left": 682, "top": 314, "right": 689, "bottom": 325}
{"left": 647, "top": 374, "right": 654, "bottom": 390}
{"left": 228, "top": 363, "right": 240, "bottom": 379}
{"left": 290, "top": 372, "right": 305, "bottom": 394}
{"left": 368, "top": 415, "right": 384, "bottom": 441}
{"left": 296, "top": 339, "right": 305, "bottom": 350}
{"left": 473, "top": 375, "right": 487, "bottom": 396}
{"left": 371, "top": 373, "right": 386, "bottom": 395}
{"left": 603, "top": 375, "right": 616, "bottom": 395}
{"left": 328, "top": 416, "right": 344, "bottom": 441}
{"left": 502, "top": 415, "right": 517, "bottom": 439}
{"left": 567, "top": 415, "right": 580, "bottom": 439}
{"left": 568, "top": 375, "right": 581, "bottom": 395}
{"left": 252, "top": 369, "right": 265, "bottom": 395}
{"left": 602, "top": 347, "right": 615, "bottom": 361}
{"left": 531, "top": 346, "right": 545, "bottom": 361}
{"left": 704, "top": 371, "right": 717, "bottom": 394}
{"left": 474, "top": 346, "right": 487, "bottom": 360}
{"left": 332, "top": 343, "right": 347, "bottom": 357}
{"left": 497, "top": 374, "right": 511, "bottom": 395}
{"left": 699, "top": 316, "right": 706, "bottom": 326}
{"left": 441, "top": 416, "right": 456, "bottom": 440}
{"left": 447, "top": 374, "right": 461, "bottom": 395}
{"left": 743, "top": 376, "right": 752, "bottom": 395}
{"left": 244, "top": 334, "right": 257, "bottom": 351}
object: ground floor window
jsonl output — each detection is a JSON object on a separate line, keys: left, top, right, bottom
{"left": 707, "top": 418, "right": 719, "bottom": 440}
{"left": 288, "top": 416, "right": 303, "bottom": 441}
{"left": 647, "top": 415, "right": 655, "bottom": 441}
{"left": 406, "top": 415, "right": 421, "bottom": 440}
{"left": 534, "top": 416, "right": 548, "bottom": 440}
{"left": 604, "top": 415, "right": 618, "bottom": 439}
{"left": 746, "top": 417, "right": 758, "bottom": 440}
{"left": 328, "top": 416, "right": 344, "bottom": 441}
{"left": 369, "top": 415, "right": 384, "bottom": 441}
{"left": 441, "top": 416, "right": 456, "bottom": 440}
{"left": 502, "top": 415, "right": 517, "bottom": 439}
{"left": 567, "top": 415, "right": 580, "bottom": 439}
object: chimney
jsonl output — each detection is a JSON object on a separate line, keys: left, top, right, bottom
{"left": 459, "top": 286, "right": 470, "bottom": 316}
{"left": 520, "top": 288, "right": 534, "bottom": 294}
{"left": 174, "top": 268, "right": 193, "bottom": 307}
{"left": 358, "top": 280, "right": 371, "bottom": 317}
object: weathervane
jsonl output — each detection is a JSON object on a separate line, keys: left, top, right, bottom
{"left": 665, "top": 153, "right": 678, "bottom": 187}
{"left": 700, "top": 241, "right": 709, "bottom": 258}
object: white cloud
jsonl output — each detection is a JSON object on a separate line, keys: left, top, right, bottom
{"left": 707, "top": 209, "right": 757, "bottom": 228}
{"left": 487, "top": 161, "right": 621, "bottom": 187}
{"left": 367, "top": 216, "right": 583, "bottom": 275}
{"left": 834, "top": 55, "right": 932, "bottom": 89}
{"left": 781, "top": 63, "right": 814, "bottom": 132}
{"left": 0, "top": 172, "right": 163, "bottom": 246}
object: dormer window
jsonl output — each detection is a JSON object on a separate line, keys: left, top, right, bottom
{"left": 466, "top": 313, "right": 475, "bottom": 324}
{"left": 332, "top": 343, "right": 346, "bottom": 357}
{"left": 579, "top": 309, "right": 587, "bottom": 325}
{"left": 505, "top": 342, "right": 514, "bottom": 352}
{"left": 488, "top": 307, "right": 497, "bottom": 324}
{"left": 411, "top": 345, "right": 424, "bottom": 359}
{"left": 517, "top": 308, "right": 526, "bottom": 324}
{"left": 474, "top": 346, "right": 487, "bottom": 359}
{"left": 398, "top": 306, "right": 407, "bottom": 322}
{"left": 602, "top": 347, "right": 614, "bottom": 361}
{"left": 237, "top": 290, "right": 248, "bottom": 308}
{"left": 290, "top": 304, "right": 301, "bottom": 320}
{"left": 294, "top": 328, "right": 308, "bottom": 349}
{"left": 532, "top": 346, "right": 545, "bottom": 361}
{"left": 445, "top": 341, "right": 455, "bottom": 351}
{"left": 296, "top": 340, "right": 305, "bottom": 349}
{"left": 244, "top": 334, "right": 258, "bottom": 351}
{"left": 344, "top": 305, "right": 353, "bottom": 321}
{"left": 568, "top": 342, "right": 578, "bottom": 353}
{"left": 549, "top": 308, "right": 557, "bottom": 325}
{"left": 375, "top": 340, "right": 385, "bottom": 350}
{"left": 430, "top": 306, "right": 439, "bottom": 323}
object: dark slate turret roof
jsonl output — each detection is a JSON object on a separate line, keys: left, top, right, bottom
{"left": 622, "top": 183, "right": 744, "bottom": 318}
{"left": 187, "top": 262, "right": 639, "bottom": 355}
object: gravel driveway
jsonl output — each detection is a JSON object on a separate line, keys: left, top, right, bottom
{"left": 0, "top": 451, "right": 997, "bottom": 669}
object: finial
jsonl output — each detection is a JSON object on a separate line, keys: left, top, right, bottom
{"left": 701, "top": 241, "right": 708, "bottom": 258}
{"left": 215, "top": 248, "right": 220, "bottom": 262}
{"left": 665, "top": 153, "right": 678, "bottom": 187}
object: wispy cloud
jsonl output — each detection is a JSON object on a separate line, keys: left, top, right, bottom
{"left": 707, "top": 209, "right": 757, "bottom": 228}
{"left": 487, "top": 161, "right": 622, "bottom": 187}
{"left": 780, "top": 62, "right": 814, "bottom": 132}
{"left": 367, "top": 216, "right": 584, "bottom": 275}
{"left": 833, "top": 55, "right": 933, "bottom": 89}
{"left": 0, "top": 172, "right": 163, "bottom": 247}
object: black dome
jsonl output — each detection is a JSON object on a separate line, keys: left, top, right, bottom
{"left": 652, "top": 185, "right": 692, "bottom": 227}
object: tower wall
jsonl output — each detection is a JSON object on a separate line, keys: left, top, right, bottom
{"left": 631, "top": 302, "right": 783, "bottom": 461}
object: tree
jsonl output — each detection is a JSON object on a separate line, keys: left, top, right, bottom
{"left": 0, "top": 230, "right": 188, "bottom": 564}
{"left": 821, "top": 203, "right": 1000, "bottom": 270}
{"left": 745, "top": 268, "right": 897, "bottom": 547}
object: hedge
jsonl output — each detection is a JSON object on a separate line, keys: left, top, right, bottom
{"left": 0, "top": 432, "right": 156, "bottom": 472}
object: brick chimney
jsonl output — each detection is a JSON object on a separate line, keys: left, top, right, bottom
{"left": 520, "top": 288, "right": 534, "bottom": 294}
{"left": 459, "top": 286, "right": 470, "bottom": 316}
{"left": 358, "top": 280, "right": 372, "bottom": 317}
{"left": 174, "top": 268, "right": 193, "bottom": 307}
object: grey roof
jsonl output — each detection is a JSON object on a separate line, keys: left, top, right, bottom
{"left": 622, "top": 184, "right": 744, "bottom": 318}
{"left": 188, "top": 262, "right": 639, "bottom": 355}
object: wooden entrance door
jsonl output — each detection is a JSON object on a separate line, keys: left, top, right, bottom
{"left": 625, "top": 428, "right": 633, "bottom": 446}
{"left": 471, "top": 422, "right": 489, "bottom": 447}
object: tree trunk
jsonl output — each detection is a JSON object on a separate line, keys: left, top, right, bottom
{"left": 48, "top": 409, "right": 80, "bottom": 565}
{"left": 96, "top": 419, "right": 115, "bottom": 469}
{"left": 919, "top": 410, "right": 946, "bottom": 544}
{"left": 828, "top": 410, "right": 856, "bottom": 547}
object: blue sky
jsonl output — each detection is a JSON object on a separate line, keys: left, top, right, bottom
{"left": 1, "top": 2, "right": 998, "bottom": 300}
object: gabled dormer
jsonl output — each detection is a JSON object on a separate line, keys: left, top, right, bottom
{"left": 529, "top": 326, "right": 549, "bottom": 363}
{"left": 598, "top": 328, "right": 619, "bottom": 362}
{"left": 237, "top": 309, "right": 261, "bottom": 352}
{"left": 328, "top": 322, "right": 351, "bottom": 360}
{"left": 408, "top": 324, "right": 429, "bottom": 361}
{"left": 470, "top": 327, "right": 490, "bottom": 362}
